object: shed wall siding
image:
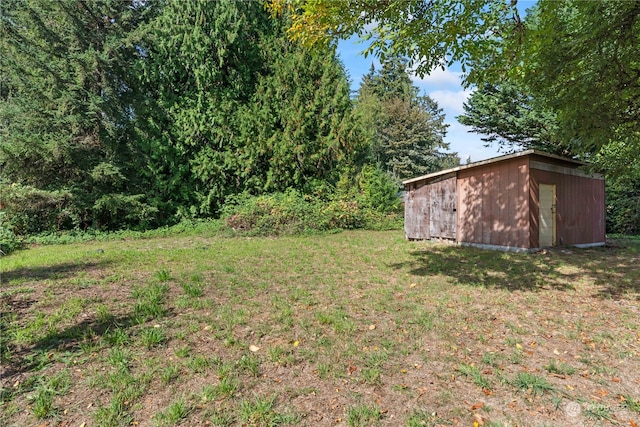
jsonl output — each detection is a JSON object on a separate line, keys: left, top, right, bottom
{"left": 457, "top": 157, "right": 530, "bottom": 248}
{"left": 530, "top": 169, "right": 605, "bottom": 246}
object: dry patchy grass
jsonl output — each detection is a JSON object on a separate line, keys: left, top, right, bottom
{"left": 1, "top": 231, "right": 639, "bottom": 426}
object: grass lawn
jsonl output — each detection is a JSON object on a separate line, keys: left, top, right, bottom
{"left": 1, "top": 230, "right": 639, "bottom": 426}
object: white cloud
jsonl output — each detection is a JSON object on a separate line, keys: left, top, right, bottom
{"left": 411, "top": 65, "right": 463, "bottom": 90}
{"left": 429, "top": 89, "right": 474, "bottom": 116}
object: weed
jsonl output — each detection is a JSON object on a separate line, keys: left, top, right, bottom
{"left": 622, "top": 395, "right": 640, "bottom": 413}
{"left": 154, "top": 269, "right": 172, "bottom": 282}
{"left": 208, "top": 408, "right": 235, "bottom": 426}
{"left": 544, "top": 359, "right": 576, "bottom": 375}
{"left": 186, "top": 354, "right": 210, "bottom": 373}
{"left": 361, "top": 367, "right": 382, "bottom": 385}
{"left": 174, "top": 345, "right": 190, "bottom": 358}
{"left": 96, "top": 304, "right": 114, "bottom": 323}
{"left": 238, "top": 394, "right": 299, "bottom": 426}
{"left": 345, "top": 403, "right": 383, "bottom": 427}
{"left": 161, "top": 364, "right": 181, "bottom": 385}
{"left": 457, "top": 364, "right": 492, "bottom": 390}
{"left": 30, "top": 388, "right": 55, "bottom": 419}
{"left": 28, "top": 370, "right": 71, "bottom": 418}
{"left": 406, "top": 409, "right": 440, "bottom": 427}
{"left": 155, "top": 397, "right": 191, "bottom": 426}
{"left": 482, "top": 352, "right": 500, "bottom": 367}
{"left": 511, "top": 372, "right": 554, "bottom": 396}
{"left": 132, "top": 282, "right": 168, "bottom": 321}
{"left": 269, "top": 345, "right": 289, "bottom": 364}
{"left": 138, "top": 326, "right": 167, "bottom": 348}
{"left": 181, "top": 281, "right": 205, "bottom": 298}
{"left": 214, "top": 375, "right": 239, "bottom": 399}
{"left": 106, "top": 347, "right": 131, "bottom": 372}
{"left": 317, "top": 362, "right": 332, "bottom": 379}
{"left": 103, "top": 326, "right": 130, "bottom": 346}
{"left": 508, "top": 349, "right": 523, "bottom": 365}
{"left": 551, "top": 396, "right": 567, "bottom": 412}
{"left": 409, "top": 308, "right": 435, "bottom": 331}
{"left": 237, "top": 353, "right": 261, "bottom": 377}
{"left": 93, "top": 398, "right": 133, "bottom": 427}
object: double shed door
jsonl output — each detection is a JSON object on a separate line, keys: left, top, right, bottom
{"left": 405, "top": 176, "right": 457, "bottom": 240}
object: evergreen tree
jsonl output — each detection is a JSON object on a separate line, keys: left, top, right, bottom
{"left": 457, "top": 83, "right": 566, "bottom": 155}
{"left": 138, "top": 1, "right": 362, "bottom": 216}
{"left": 354, "top": 57, "right": 458, "bottom": 180}
{"left": 1, "top": 0, "right": 156, "bottom": 229}
{"left": 237, "top": 32, "right": 360, "bottom": 195}
{"left": 136, "top": 0, "right": 272, "bottom": 217}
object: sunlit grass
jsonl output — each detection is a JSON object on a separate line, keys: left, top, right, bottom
{"left": 1, "top": 232, "right": 639, "bottom": 426}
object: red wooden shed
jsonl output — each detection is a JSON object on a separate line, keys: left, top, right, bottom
{"left": 403, "top": 150, "right": 605, "bottom": 251}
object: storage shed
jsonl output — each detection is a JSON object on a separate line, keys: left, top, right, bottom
{"left": 403, "top": 150, "right": 605, "bottom": 251}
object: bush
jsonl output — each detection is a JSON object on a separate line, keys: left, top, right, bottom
{"left": 92, "top": 194, "right": 159, "bottom": 231}
{"left": 0, "top": 220, "right": 21, "bottom": 255}
{"left": 317, "top": 200, "right": 364, "bottom": 230}
{"left": 356, "top": 165, "right": 403, "bottom": 213}
{"left": 221, "top": 187, "right": 403, "bottom": 236}
{"left": 222, "top": 190, "right": 316, "bottom": 235}
{"left": 0, "top": 182, "right": 76, "bottom": 235}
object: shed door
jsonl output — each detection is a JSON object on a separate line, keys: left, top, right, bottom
{"left": 539, "top": 184, "right": 556, "bottom": 247}
{"left": 428, "top": 177, "right": 457, "bottom": 239}
{"left": 404, "top": 188, "right": 430, "bottom": 239}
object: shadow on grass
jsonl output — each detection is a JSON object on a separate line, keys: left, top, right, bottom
{"left": 389, "top": 239, "right": 640, "bottom": 298}
{"left": 1, "top": 260, "right": 111, "bottom": 283}
{"left": 1, "top": 313, "right": 136, "bottom": 380}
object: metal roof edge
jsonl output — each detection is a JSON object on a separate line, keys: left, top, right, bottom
{"left": 402, "top": 149, "right": 585, "bottom": 185}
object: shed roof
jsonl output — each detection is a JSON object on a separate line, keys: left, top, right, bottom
{"left": 402, "top": 149, "right": 587, "bottom": 185}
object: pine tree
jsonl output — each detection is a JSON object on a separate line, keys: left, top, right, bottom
{"left": 354, "top": 57, "right": 458, "bottom": 180}
{"left": 1, "top": 0, "right": 155, "bottom": 229}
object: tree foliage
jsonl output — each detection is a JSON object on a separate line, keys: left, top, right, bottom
{"left": 237, "top": 33, "right": 361, "bottom": 195}
{"left": 1, "top": 0, "right": 154, "bottom": 228}
{"left": 520, "top": 1, "right": 640, "bottom": 155}
{"left": 457, "top": 1, "right": 640, "bottom": 233}
{"left": 135, "top": 0, "right": 272, "bottom": 217}
{"left": 457, "top": 83, "right": 565, "bottom": 155}
{"left": 137, "top": 1, "right": 360, "bottom": 217}
{"left": 1, "top": 0, "right": 380, "bottom": 236}
{"left": 354, "top": 57, "right": 458, "bottom": 180}
{"left": 268, "top": 0, "right": 523, "bottom": 82}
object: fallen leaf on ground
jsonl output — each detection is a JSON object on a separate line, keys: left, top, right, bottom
{"left": 249, "top": 345, "right": 260, "bottom": 352}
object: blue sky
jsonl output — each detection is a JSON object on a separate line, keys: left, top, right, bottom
{"left": 336, "top": 1, "right": 537, "bottom": 163}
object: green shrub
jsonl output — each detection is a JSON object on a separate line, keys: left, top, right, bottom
{"left": 0, "top": 217, "right": 21, "bottom": 255}
{"left": 0, "top": 181, "right": 76, "bottom": 234}
{"left": 222, "top": 190, "right": 316, "bottom": 235}
{"left": 318, "top": 200, "right": 364, "bottom": 230}
{"left": 221, "top": 186, "right": 402, "bottom": 236}
{"left": 92, "top": 194, "right": 159, "bottom": 231}
{"left": 356, "top": 165, "right": 402, "bottom": 214}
